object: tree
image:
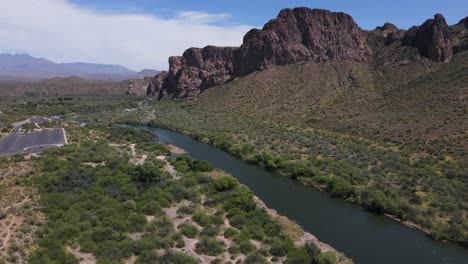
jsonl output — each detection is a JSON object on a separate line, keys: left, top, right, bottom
{"left": 134, "top": 165, "right": 163, "bottom": 183}
{"left": 285, "top": 248, "right": 312, "bottom": 264}
{"left": 195, "top": 237, "right": 225, "bottom": 256}
{"left": 212, "top": 176, "right": 239, "bottom": 192}
{"left": 191, "top": 160, "right": 214, "bottom": 172}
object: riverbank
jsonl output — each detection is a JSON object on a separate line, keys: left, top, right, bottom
{"left": 130, "top": 102, "right": 466, "bottom": 248}
{"left": 298, "top": 176, "right": 434, "bottom": 239}
{"left": 166, "top": 143, "right": 351, "bottom": 263}
{"left": 165, "top": 140, "right": 352, "bottom": 264}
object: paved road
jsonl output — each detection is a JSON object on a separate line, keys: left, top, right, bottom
{"left": 0, "top": 128, "right": 66, "bottom": 155}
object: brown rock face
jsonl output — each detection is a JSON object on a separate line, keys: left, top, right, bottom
{"left": 149, "top": 8, "right": 458, "bottom": 100}
{"left": 147, "top": 71, "right": 168, "bottom": 98}
{"left": 234, "top": 8, "right": 369, "bottom": 75}
{"left": 172, "top": 46, "right": 236, "bottom": 99}
{"left": 149, "top": 8, "right": 369, "bottom": 99}
{"left": 404, "top": 14, "right": 453, "bottom": 62}
{"left": 148, "top": 47, "right": 235, "bottom": 99}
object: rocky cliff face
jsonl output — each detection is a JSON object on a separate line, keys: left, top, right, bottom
{"left": 233, "top": 8, "right": 369, "bottom": 76}
{"left": 148, "top": 7, "right": 460, "bottom": 100}
{"left": 403, "top": 14, "right": 453, "bottom": 63}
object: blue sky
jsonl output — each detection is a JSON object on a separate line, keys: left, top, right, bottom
{"left": 1, "top": 0, "right": 466, "bottom": 70}
{"left": 71, "top": 0, "right": 468, "bottom": 29}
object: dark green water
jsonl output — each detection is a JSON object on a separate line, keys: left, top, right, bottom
{"left": 127, "top": 125, "right": 468, "bottom": 264}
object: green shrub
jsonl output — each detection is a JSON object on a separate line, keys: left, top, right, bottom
{"left": 269, "top": 238, "right": 293, "bottom": 257}
{"left": 212, "top": 176, "right": 239, "bottom": 192}
{"left": 178, "top": 222, "right": 199, "bottom": 238}
{"left": 127, "top": 213, "right": 147, "bottom": 232}
{"left": 224, "top": 227, "right": 239, "bottom": 238}
{"left": 244, "top": 253, "right": 268, "bottom": 264}
{"left": 238, "top": 240, "right": 255, "bottom": 254}
{"left": 191, "top": 160, "right": 214, "bottom": 172}
{"left": 285, "top": 248, "right": 311, "bottom": 264}
{"left": 315, "top": 252, "right": 337, "bottom": 264}
{"left": 192, "top": 212, "right": 213, "bottom": 227}
{"left": 177, "top": 205, "right": 195, "bottom": 216}
{"left": 141, "top": 201, "right": 162, "bottom": 215}
{"left": 195, "top": 237, "right": 225, "bottom": 256}
{"left": 158, "top": 251, "right": 198, "bottom": 264}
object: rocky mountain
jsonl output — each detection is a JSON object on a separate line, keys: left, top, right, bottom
{"left": 146, "top": 7, "right": 468, "bottom": 159}
{"left": 147, "top": 8, "right": 466, "bottom": 100}
{"left": 0, "top": 53, "right": 158, "bottom": 81}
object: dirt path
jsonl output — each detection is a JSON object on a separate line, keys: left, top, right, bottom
{"left": 157, "top": 156, "right": 178, "bottom": 178}
{"left": 0, "top": 216, "right": 14, "bottom": 253}
{"left": 4, "top": 189, "right": 31, "bottom": 211}
{"left": 0, "top": 215, "right": 23, "bottom": 257}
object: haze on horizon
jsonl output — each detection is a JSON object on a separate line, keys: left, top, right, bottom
{"left": 0, "top": 0, "right": 466, "bottom": 70}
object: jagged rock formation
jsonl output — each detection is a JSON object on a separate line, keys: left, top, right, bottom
{"left": 149, "top": 7, "right": 461, "bottom": 100}
{"left": 234, "top": 8, "right": 369, "bottom": 76}
{"left": 403, "top": 14, "right": 453, "bottom": 62}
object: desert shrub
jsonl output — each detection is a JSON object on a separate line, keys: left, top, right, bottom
{"left": 174, "top": 160, "right": 191, "bottom": 173}
{"left": 195, "top": 237, "right": 225, "bottom": 256}
{"left": 29, "top": 237, "right": 78, "bottom": 264}
{"left": 238, "top": 240, "right": 255, "bottom": 254}
{"left": 224, "top": 227, "right": 239, "bottom": 238}
{"left": 269, "top": 237, "right": 293, "bottom": 257}
{"left": 158, "top": 251, "right": 198, "bottom": 264}
{"left": 244, "top": 253, "right": 268, "bottom": 264}
{"left": 178, "top": 222, "right": 198, "bottom": 238}
{"left": 192, "top": 211, "right": 213, "bottom": 227}
{"left": 141, "top": 201, "right": 162, "bottom": 215}
{"left": 285, "top": 248, "right": 311, "bottom": 264}
{"left": 192, "top": 160, "right": 214, "bottom": 172}
{"left": 212, "top": 176, "right": 239, "bottom": 192}
{"left": 177, "top": 205, "right": 195, "bottom": 216}
{"left": 127, "top": 213, "right": 147, "bottom": 232}
{"left": 201, "top": 225, "right": 220, "bottom": 237}
{"left": 133, "top": 165, "right": 165, "bottom": 183}
{"left": 229, "top": 214, "right": 247, "bottom": 229}
{"left": 315, "top": 252, "right": 337, "bottom": 264}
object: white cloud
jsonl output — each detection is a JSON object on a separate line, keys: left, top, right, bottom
{"left": 0, "top": 0, "right": 254, "bottom": 70}
{"left": 176, "top": 11, "right": 232, "bottom": 24}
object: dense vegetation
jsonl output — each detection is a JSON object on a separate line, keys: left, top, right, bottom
{"left": 28, "top": 125, "right": 349, "bottom": 263}
{"left": 133, "top": 102, "right": 467, "bottom": 246}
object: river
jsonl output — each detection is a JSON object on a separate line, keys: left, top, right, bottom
{"left": 124, "top": 125, "right": 468, "bottom": 264}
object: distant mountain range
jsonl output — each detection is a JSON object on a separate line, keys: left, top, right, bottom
{"left": 0, "top": 53, "right": 158, "bottom": 81}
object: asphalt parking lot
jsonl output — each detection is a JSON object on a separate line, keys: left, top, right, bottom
{"left": 0, "top": 128, "right": 66, "bottom": 155}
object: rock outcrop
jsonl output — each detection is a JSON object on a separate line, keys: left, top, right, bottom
{"left": 233, "top": 8, "right": 369, "bottom": 76}
{"left": 403, "top": 14, "right": 453, "bottom": 63}
{"left": 148, "top": 8, "right": 459, "bottom": 100}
